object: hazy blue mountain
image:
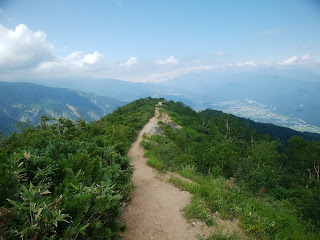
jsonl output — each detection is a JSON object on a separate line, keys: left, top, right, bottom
{"left": 11, "top": 67, "right": 320, "bottom": 133}
{"left": 156, "top": 69, "right": 320, "bottom": 132}
{"left": 26, "top": 78, "right": 154, "bottom": 102}
{"left": 0, "top": 111, "right": 18, "bottom": 137}
{"left": 0, "top": 82, "right": 124, "bottom": 136}
{"left": 24, "top": 78, "right": 198, "bottom": 103}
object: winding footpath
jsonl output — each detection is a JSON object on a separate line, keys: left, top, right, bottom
{"left": 121, "top": 107, "right": 210, "bottom": 240}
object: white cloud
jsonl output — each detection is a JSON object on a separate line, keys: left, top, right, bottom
{"left": 36, "top": 50, "right": 104, "bottom": 73}
{"left": 0, "top": 24, "right": 54, "bottom": 69}
{"left": 215, "top": 50, "right": 226, "bottom": 56}
{"left": 280, "top": 56, "right": 298, "bottom": 65}
{"left": 119, "top": 57, "right": 138, "bottom": 67}
{"left": 65, "top": 51, "right": 83, "bottom": 62}
{"left": 0, "top": 24, "right": 105, "bottom": 78}
{"left": 301, "top": 53, "right": 311, "bottom": 61}
{"left": 156, "top": 56, "right": 178, "bottom": 65}
{"left": 166, "top": 56, "right": 178, "bottom": 64}
{"left": 236, "top": 61, "right": 256, "bottom": 67}
{"left": 1, "top": 24, "right": 320, "bottom": 83}
{"left": 83, "top": 51, "right": 103, "bottom": 64}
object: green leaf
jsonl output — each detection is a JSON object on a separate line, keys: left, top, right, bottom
{"left": 40, "top": 190, "right": 51, "bottom": 195}
{"left": 70, "top": 183, "right": 79, "bottom": 190}
{"left": 80, "top": 223, "right": 90, "bottom": 231}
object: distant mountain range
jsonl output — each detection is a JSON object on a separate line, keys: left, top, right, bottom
{"left": 20, "top": 68, "right": 320, "bottom": 133}
{"left": 163, "top": 70, "right": 320, "bottom": 133}
{"left": 3, "top": 67, "right": 320, "bottom": 134}
{"left": 0, "top": 82, "right": 124, "bottom": 136}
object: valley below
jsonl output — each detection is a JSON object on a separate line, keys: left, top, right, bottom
{"left": 195, "top": 99, "right": 320, "bottom": 134}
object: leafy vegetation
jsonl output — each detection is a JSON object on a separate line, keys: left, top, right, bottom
{"left": 142, "top": 101, "right": 320, "bottom": 239}
{"left": 0, "top": 98, "right": 158, "bottom": 239}
{"left": 203, "top": 109, "right": 320, "bottom": 149}
{"left": 2, "top": 97, "right": 319, "bottom": 239}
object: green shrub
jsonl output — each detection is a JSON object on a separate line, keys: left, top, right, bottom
{"left": 0, "top": 98, "right": 160, "bottom": 239}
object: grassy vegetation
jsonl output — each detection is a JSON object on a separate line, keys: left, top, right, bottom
{"left": 146, "top": 155, "right": 167, "bottom": 173}
{"left": 168, "top": 166, "right": 316, "bottom": 239}
{"left": 142, "top": 101, "right": 320, "bottom": 240}
{"left": 0, "top": 98, "right": 160, "bottom": 239}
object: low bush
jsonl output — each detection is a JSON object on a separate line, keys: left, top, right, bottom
{"left": 0, "top": 98, "right": 159, "bottom": 239}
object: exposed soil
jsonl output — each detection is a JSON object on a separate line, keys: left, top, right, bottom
{"left": 158, "top": 110, "right": 181, "bottom": 129}
{"left": 120, "top": 107, "right": 211, "bottom": 240}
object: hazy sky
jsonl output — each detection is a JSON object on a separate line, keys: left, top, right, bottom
{"left": 0, "top": 0, "right": 320, "bottom": 82}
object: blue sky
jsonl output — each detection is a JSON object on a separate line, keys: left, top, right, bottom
{"left": 0, "top": 0, "right": 320, "bottom": 82}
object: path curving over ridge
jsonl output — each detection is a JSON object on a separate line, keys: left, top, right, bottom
{"left": 121, "top": 107, "right": 210, "bottom": 240}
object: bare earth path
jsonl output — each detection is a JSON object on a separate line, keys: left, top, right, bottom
{"left": 121, "top": 107, "right": 209, "bottom": 240}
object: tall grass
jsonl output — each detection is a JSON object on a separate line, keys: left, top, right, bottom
{"left": 140, "top": 113, "right": 320, "bottom": 239}
{"left": 169, "top": 166, "right": 319, "bottom": 240}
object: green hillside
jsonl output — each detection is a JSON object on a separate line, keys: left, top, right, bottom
{"left": 0, "top": 98, "right": 159, "bottom": 239}
{"left": 203, "top": 109, "right": 320, "bottom": 149}
{"left": 1, "top": 98, "right": 320, "bottom": 239}
{"left": 142, "top": 100, "right": 320, "bottom": 239}
{"left": 0, "top": 82, "right": 124, "bottom": 136}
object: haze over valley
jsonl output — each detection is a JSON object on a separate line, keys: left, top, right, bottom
{"left": 19, "top": 67, "right": 320, "bottom": 134}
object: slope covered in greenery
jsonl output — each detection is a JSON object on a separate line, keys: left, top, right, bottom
{"left": 1, "top": 97, "right": 319, "bottom": 239}
{"left": 203, "top": 109, "right": 320, "bottom": 149}
{"left": 0, "top": 98, "right": 158, "bottom": 239}
{"left": 142, "top": 101, "right": 320, "bottom": 239}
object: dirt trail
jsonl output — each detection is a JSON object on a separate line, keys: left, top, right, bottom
{"left": 121, "top": 107, "right": 210, "bottom": 240}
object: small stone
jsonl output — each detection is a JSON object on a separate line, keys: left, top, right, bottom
{"left": 155, "top": 222, "right": 158, "bottom": 225}
{"left": 192, "top": 221, "right": 196, "bottom": 226}
{"left": 150, "top": 237, "right": 154, "bottom": 240}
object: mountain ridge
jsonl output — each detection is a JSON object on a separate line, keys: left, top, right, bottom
{"left": 12, "top": 68, "right": 320, "bottom": 133}
{"left": 0, "top": 81, "right": 125, "bottom": 136}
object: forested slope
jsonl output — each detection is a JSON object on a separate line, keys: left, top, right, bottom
{"left": 0, "top": 98, "right": 159, "bottom": 239}
{"left": 0, "top": 82, "right": 125, "bottom": 137}
{"left": 203, "top": 109, "right": 320, "bottom": 148}
{"left": 142, "top": 101, "right": 320, "bottom": 239}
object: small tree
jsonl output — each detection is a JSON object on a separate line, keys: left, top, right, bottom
{"left": 40, "top": 115, "right": 50, "bottom": 129}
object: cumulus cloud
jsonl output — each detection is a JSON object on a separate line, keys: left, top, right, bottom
{"left": 36, "top": 50, "right": 104, "bottom": 73}
{"left": 215, "top": 50, "right": 226, "bottom": 56}
{"left": 83, "top": 51, "right": 103, "bottom": 64}
{"left": 280, "top": 56, "right": 298, "bottom": 65}
{"left": 156, "top": 56, "right": 178, "bottom": 65}
{"left": 119, "top": 57, "right": 138, "bottom": 67}
{"left": 0, "top": 24, "right": 54, "bottom": 69}
{"left": 1, "top": 24, "right": 319, "bottom": 83}
{"left": 301, "top": 53, "right": 311, "bottom": 61}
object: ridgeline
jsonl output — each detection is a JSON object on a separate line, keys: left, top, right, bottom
{"left": 0, "top": 98, "right": 319, "bottom": 239}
